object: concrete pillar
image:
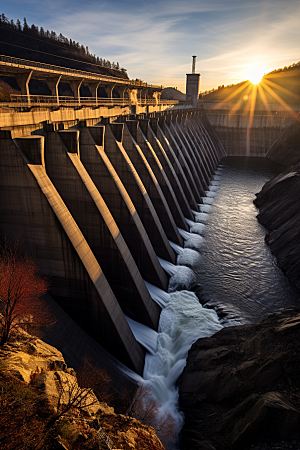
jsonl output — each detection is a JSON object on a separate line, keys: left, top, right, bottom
{"left": 139, "top": 88, "right": 149, "bottom": 103}
{"left": 70, "top": 79, "right": 84, "bottom": 104}
{"left": 123, "top": 120, "right": 183, "bottom": 249}
{"left": 117, "top": 85, "right": 128, "bottom": 104}
{"left": 128, "top": 89, "right": 138, "bottom": 104}
{"left": 43, "top": 128, "right": 160, "bottom": 331}
{"left": 186, "top": 73, "right": 200, "bottom": 107}
{"left": 184, "top": 119, "right": 211, "bottom": 188}
{"left": 149, "top": 118, "right": 199, "bottom": 214}
{"left": 15, "top": 70, "right": 33, "bottom": 104}
{"left": 47, "top": 75, "right": 62, "bottom": 105}
{"left": 153, "top": 91, "right": 161, "bottom": 105}
{"left": 87, "top": 82, "right": 101, "bottom": 105}
{"left": 79, "top": 125, "right": 168, "bottom": 290}
{"left": 103, "top": 83, "right": 115, "bottom": 99}
{"left": 173, "top": 121, "right": 206, "bottom": 197}
{"left": 167, "top": 121, "right": 202, "bottom": 202}
{"left": 153, "top": 121, "right": 199, "bottom": 215}
{"left": 135, "top": 119, "right": 190, "bottom": 234}
{"left": 0, "top": 131, "right": 144, "bottom": 373}
{"left": 106, "top": 123, "right": 173, "bottom": 271}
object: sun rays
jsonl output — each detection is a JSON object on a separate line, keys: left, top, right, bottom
{"left": 210, "top": 69, "right": 300, "bottom": 156}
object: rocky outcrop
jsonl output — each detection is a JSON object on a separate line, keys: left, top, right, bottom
{"left": 266, "top": 120, "right": 300, "bottom": 166}
{"left": 0, "top": 331, "right": 164, "bottom": 450}
{"left": 178, "top": 308, "right": 300, "bottom": 450}
{"left": 254, "top": 164, "right": 300, "bottom": 290}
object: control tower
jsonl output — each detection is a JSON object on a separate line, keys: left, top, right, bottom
{"left": 186, "top": 55, "right": 200, "bottom": 107}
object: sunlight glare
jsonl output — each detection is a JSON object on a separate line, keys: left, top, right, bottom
{"left": 247, "top": 63, "right": 265, "bottom": 84}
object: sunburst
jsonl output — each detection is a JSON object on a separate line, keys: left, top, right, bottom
{"left": 246, "top": 63, "right": 265, "bottom": 85}
{"left": 209, "top": 65, "right": 300, "bottom": 157}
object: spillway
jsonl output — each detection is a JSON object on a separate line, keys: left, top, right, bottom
{"left": 0, "top": 109, "right": 225, "bottom": 377}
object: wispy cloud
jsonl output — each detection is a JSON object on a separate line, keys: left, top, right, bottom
{"left": 3, "top": 0, "right": 300, "bottom": 91}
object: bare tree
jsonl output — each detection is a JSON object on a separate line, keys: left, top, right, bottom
{"left": 127, "top": 384, "right": 176, "bottom": 448}
{"left": 0, "top": 239, "right": 51, "bottom": 346}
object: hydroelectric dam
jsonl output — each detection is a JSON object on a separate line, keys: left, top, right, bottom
{"left": 0, "top": 57, "right": 298, "bottom": 382}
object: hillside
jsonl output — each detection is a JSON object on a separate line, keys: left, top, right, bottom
{"left": 201, "top": 62, "right": 300, "bottom": 107}
{"left": 0, "top": 14, "right": 128, "bottom": 80}
{"left": 161, "top": 87, "right": 186, "bottom": 101}
{"left": 0, "top": 324, "right": 167, "bottom": 450}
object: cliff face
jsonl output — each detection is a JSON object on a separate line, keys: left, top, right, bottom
{"left": 178, "top": 308, "right": 300, "bottom": 450}
{"left": 0, "top": 328, "right": 164, "bottom": 450}
{"left": 266, "top": 120, "right": 300, "bottom": 166}
{"left": 254, "top": 164, "right": 300, "bottom": 290}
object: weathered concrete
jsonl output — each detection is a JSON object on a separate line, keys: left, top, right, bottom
{"left": 104, "top": 123, "right": 174, "bottom": 267}
{"left": 0, "top": 108, "right": 225, "bottom": 372}
{"left": 0, "top": 131, "right": 145, "bottom": 373}
{"left": 78, "top": 125, "right": 168, "bottom": 290}
{"left": 43, "top": 126, "right": 160, "bottom": 329}
{"left": 206, "top": 110, "right": 295, "bottom": 156}
{"left": 123, "top": 120, "right": 184, "bottom": 246}
{"left": 149, "top": 118, "right": 198, "bottom": 217}
{"left": 155, "top": 120, "right": 199, "bottom": 214}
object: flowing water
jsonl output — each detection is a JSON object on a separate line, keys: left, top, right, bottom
{"left": 126, "top": 156, "right": 300, "bottom": 439}
{"left": 196, "top": 157, "right": 299, "bottom": 325}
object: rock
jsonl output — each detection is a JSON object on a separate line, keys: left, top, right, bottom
{"left": 265, "top": 121, "right": 300, "bottom": 167}
{"left": 230, "top": 392, "right": 300, "bottom": 446}
{"left": 254, "top": 163, "right": 300, "bottom": 290}
{"left": 0, "top": 331, "right": 165, "bottom": 450}
{"left": 1, "top": 337, "right": 66, "bottom": 383}
{"left": 55, "top": 370, "right": 101, "bottom": 417}
{"left": 178, "top": 308, "right": 300, "bottom": 450}
{"left": 33, "top": 371, "right": 59, "bottom": 412}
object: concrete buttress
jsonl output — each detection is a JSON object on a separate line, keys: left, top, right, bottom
{"left": 43, "top": 127, "right": 160, "bottom": 330}
{"left": 0, "top": 131, "right": 145, "bottom": 374}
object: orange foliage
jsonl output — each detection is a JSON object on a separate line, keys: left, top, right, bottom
{"left": 0, "top": 239, "right": 51, "bottom": 345}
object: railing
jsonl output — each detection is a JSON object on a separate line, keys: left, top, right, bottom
{"left": 204, "top": 108, "right": 297, "bottom": 116}
{"left": 9, "top": 94, "right": 178, "bottom": 107}
{"left": 0, "top": 54, "right": 163, "bottom": 89}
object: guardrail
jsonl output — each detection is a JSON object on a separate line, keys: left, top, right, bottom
{"left": 9, "top": 94, "right": 178, "bottom": 107}
{"left": 0, "top": 54, "right": 164, "bottom": 89}
{"left": 204, "top": 108, "right": 297, "bottom": 116}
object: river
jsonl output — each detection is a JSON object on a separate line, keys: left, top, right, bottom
{"left": 127, "top": 156, "right": 300, "bottom": 443}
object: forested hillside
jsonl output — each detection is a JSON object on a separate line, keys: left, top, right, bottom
{"left": 0, "top": 13, "right": 128, "bottom": 80}
{"left": 201, "top": 62, "right": 300, "bottom": 107}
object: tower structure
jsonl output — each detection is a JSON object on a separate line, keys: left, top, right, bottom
{"left": 186, "top": 55, "right": 200, "bottom": 107}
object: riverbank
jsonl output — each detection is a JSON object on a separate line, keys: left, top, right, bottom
{"left": 178, "top": 307, "right": 300, "bottom": 450}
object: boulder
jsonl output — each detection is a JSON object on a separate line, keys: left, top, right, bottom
{"left": 0, "top": 337, "right": 66, "bottom": 383}
{"left": 230, "top": 392, "right": 300, "bottom": 446}
{"left": 178, "top": 308, "right": 300, "bottom": 449}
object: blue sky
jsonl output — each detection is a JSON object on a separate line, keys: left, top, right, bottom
{"left": 2, "top": 0, "right": 300, "bottom": 92}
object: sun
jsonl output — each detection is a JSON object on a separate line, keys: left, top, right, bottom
{"left": 246, "top": 63, "right": 265, "bottom": 84}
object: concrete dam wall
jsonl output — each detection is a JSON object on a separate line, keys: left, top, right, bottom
{"left": 206, "top": 109, "right": 296, "bottom": 156}
{"left": 0, "top": 109, "right": 225, "bottom": 374}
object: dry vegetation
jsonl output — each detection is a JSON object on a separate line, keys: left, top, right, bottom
{"left": 0, "top": 240, "right": 173, "bottom": 449}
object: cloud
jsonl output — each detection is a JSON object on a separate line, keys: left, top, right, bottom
{"left": 3, "top": 0, "right": 300, "bottom": 91}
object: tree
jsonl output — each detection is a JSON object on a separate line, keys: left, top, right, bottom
{"left": 45, "top": 356, "right": 113, "bottom": 429}
{"left": 23, "top": 17, "right": 29, "bottom": 31}
{"left": 127, "top": 384, "right": 176, "bottom": 449}
{"left": 0, "top": 239, "right": 51, "bottom": 346}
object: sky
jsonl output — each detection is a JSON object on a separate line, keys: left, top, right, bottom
{"left": 2, "top": 0, "right": 300, "bottom": 92}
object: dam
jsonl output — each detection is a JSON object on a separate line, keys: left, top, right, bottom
{"left": 0, "top": 105, "right": 226, "bottom": 374}
{"left": 0, "top": 57, "right": 299, "bottom": 389}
